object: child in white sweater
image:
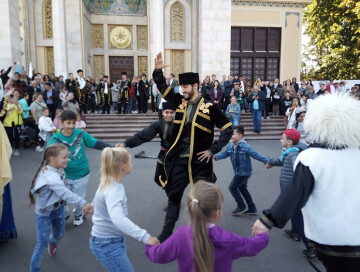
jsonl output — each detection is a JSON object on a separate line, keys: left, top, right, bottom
{"left": 38, "top": 108, "right": 56, "bottom": 151}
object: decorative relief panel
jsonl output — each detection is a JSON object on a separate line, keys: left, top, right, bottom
{"left": 137, "top": 26, "right": 148, "bottom": 50}
{"left": 171, "top": 50, "right": 184, "bottom": 78}
{"left": 93, "top": 55, "right": 105, "bottom": 82}
{"left": 92, "top": 25, "right": 104, "bottom": 48}
{"left": 108, "top": 25, "right": 132, "bottom": 50}
{"left": 170, "top": 2, "right": 185, "bottom": 42}
{"left": 46, "top": 47, "right": 54, "bottom": 75}
{"left": 232, "top": 1, "right": 308, "bottom": 8}
{"left": 138, "top": 56, "right": 148, "bottom": 77}
{"left": 43, "top": 0, "right": 53, "bottom": 39}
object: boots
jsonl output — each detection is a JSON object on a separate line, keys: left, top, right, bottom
{"left": 158, "top": 202, "right": 180, "bottom": 243}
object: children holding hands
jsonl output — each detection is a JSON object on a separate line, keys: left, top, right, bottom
{"left": 90, "top": 147, "right": 159, "bottom": 272}
{"left": 29, "top": 144, "right": 93, "bottom": 272}
{"left": 145, "top": 180, "right": 269, "bottom": 272}
{"left": 214, "top": 126, "right": 268, "bottom": 216}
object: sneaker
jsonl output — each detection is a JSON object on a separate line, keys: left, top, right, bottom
{"left": 243, "top": 208, "right": 258, "bottom": 215}
{"left": 283, "top": 230, "right": 301, "bottom": 241}
{"left": 48, "top": 243, "right": 57, "bottom": 256}
{"left": 35, "top": 146, "right": 44, "bottom": 152}
{"left": 232, "top": 207, "right": 247, "bottom": 216}
{"left": 266, "top": 116, "right": 271, "bottom": 119}
{"left": 73, "top": 215, "right": 84, "bottom": 226}
{"left": 12, "top": 150, "right": 20, "bottom": 157}
{"left": 302, "top": 247, "right": 317, "bottom": 258}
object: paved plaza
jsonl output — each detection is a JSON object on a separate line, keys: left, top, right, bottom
{"left": 0, "top": 141, "right": 324, "bottom": 272}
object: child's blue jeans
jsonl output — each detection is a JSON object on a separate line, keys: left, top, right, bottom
{"left": 90, "top": 235, "right": 134, "bottom": 272}
{"left": 30, "top": 205, "right": 65, "bottom": 272}
{"left": 229, "top": 175, "right": 256, "bottom": 210}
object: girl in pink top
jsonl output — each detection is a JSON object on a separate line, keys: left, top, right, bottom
{"left": 145, "top": 180, "right": 269, "bottom": 272}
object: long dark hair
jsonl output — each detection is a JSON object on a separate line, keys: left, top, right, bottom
{"left": 29, "top": 143, "right": 68, "bottom": 206}
{"left": 188, "top": 180, "right": 223, "bottom": 272}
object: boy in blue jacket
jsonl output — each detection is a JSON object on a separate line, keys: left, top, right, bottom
{"left": 214, "top": 126, "right": 268, "bottom": 215}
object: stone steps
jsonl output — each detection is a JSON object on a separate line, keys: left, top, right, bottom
{"left": 85, "top": 112, "right": 285, "bottom": 141}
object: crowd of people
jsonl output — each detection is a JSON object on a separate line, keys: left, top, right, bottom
{"left": 1, "top": 57, "right": 360, "bottom": 272}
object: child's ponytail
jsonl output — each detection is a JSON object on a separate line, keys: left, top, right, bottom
{"left": 29, "top": 143, "right": 68, "bottom": 206}
{"left": 188, "top": 180, "right": 223, "bottom": 272}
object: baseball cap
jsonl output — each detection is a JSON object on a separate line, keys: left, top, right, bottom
{"left": 281, "top": 129, "right": 300, "bottom": 142}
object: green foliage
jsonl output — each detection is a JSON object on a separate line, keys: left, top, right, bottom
{"left": 303, "top": 0, "right": 360, "bottom": 80}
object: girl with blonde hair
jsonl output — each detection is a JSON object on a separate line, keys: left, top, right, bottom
{"left": 145, "top": 180, "right": 269, "bottom": 272}
{"left": 90, "top": 147, "right": 159, "bottom": 272}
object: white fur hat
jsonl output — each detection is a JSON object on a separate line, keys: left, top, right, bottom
{"left": 304, "top": 93, "right": 360, "bottom": 148}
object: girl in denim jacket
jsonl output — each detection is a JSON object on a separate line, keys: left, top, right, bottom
{"left": 225, "top": 96, "right": 241, "bottom": 126}
{"left": 214, "top": 126, "right": 268, "bottom": 216}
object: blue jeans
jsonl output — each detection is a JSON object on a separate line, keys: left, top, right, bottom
{"left": 129, "top": 97, "right": 136, "bottom": 112}
{"left": 252, "top": 109, "right": 262, "bottom": 131}
{"left": 30, "top": 206, "right": 65, "bottom": 272}
{"left": 231, "top": 115, "right": 240, "bottom": 126}
{"left": 67, "top": 173, "right": 90, "bottom": 217}
{"left": 90, "top": 236, "right": 134, "bottom": 272}
{"left": 229, "top": 175, "right": 256, "bottom": 210}
{"left": 291, "top": 211, "right": 309, "bottom": 247}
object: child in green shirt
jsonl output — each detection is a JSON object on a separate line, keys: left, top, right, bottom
{"left": 49, "top": 110, "right": 118, "bottom": 226}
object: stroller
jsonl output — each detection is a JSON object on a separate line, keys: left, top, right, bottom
{"left": 19, "top": 120, "right": 38, "bottom": 148}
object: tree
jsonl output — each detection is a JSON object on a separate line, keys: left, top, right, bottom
{"left": 303, "top": 0, "right": 360, "bottom": 80}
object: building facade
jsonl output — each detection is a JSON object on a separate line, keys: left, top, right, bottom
{"left": 0, "top": 0, "right": 312, "bottom": 85}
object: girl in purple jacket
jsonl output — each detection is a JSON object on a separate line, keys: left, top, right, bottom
{"left": 145, "top": 180, "right": 269, "bottom": 272}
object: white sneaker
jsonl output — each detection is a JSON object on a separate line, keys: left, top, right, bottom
{"left": 266, "top": 117, "right": 271, "bottom": 119}
{"left": 36, "top": 146, "right": 44, "bottom": 152}
{"left": 12, "top": 150, "right": 20, "bottom": 157}
{"left": 73, "top": 215, "right": 84, "bottom": 226}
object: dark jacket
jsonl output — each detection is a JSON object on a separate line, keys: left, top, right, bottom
{"left": 152, "top": 69, "right": 233, "bottom": 185}
{"left": 0, "top": 66, "right": 12, "bottom": 86}
{"left": 138, "top": 80, "right": 149, "bottom": 97}
{"left": 247, "top": 92, "right": 266, "bottom": 111}
{"left": 267, "top": 143, "right": 307, "bottom": 190}
{"left": 223, "top": 80, "right": 234, "bottom": 98}
{"left": 43, "top": 89, "right": 59, "bottom": 107}
{"left": 210, "top": 87, "right": 223, "bottom": 109}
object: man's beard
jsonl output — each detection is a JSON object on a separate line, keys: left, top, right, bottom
{"left": 184, "top": 86, "right": 195, "bottom": 101}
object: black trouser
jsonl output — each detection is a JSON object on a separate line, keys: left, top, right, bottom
{"left": 150, "top": 92, "right": 156, "bottom": 112}
{"left": 139, "top": 93, "right": 148, "bottom": 113}
{"left": 136, "top": 95, "right": 141, "bottom": 113}
{"left": 264, "top": 98, "right": 271, "bottom": 117}
{"left": 89, "top": 93, "right": 96, "bottom": 113}
{"left": 102, "top": 94, "right": 111, "bottom": 114}
{"left": 223, "top": 96, "right": 230, "bottom": 112}
{"left": 47, "top": 103, "right": 56, "bottom": 120}
{"left": 158, "top": 158, "right": 215, "bottom": 242}
{"left": 318, "top": 252, "right": 360, "bottom": 272}
{"left": 5, "top": 125, "right": 20, "bottom": 149}
{"left": 118, "top": 98, "right": 128, "bottom": 114}
{"left": 158, "top": 109, "right": 163, "bottom": 120}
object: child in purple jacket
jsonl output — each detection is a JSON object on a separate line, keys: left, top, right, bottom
{"left": 145, "top": 180, "right": 269, "bottom": 272}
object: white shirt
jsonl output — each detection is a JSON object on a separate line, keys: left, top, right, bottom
{"left": 91, "top": 182, "right": 150, "bottom": 242}
{"left": 104, "top": 82, "right": 108, "bottom": 94}
{"left": 78, "top": 77, "right": 85, "bottom": 89}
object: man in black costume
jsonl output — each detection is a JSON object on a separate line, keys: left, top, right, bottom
{"left": 122, "top": 102, "right": 175, "bottom": 187}
{"left": 153, "top": 52, "right": 233, "bottom": 242}
{"left": 117, "top": 72, "right": 131, "bottom": 114}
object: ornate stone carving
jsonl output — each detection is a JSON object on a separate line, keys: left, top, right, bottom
{"left": 170, "top": 2, "right": 185, "bottom": 42}
{"left": 138, "top": 56, "right": 148, "bottom": 77}
{"left": 43, "top": 0, "right": 53, "bottom": 39}
{"left": 232, "top": 1, "right": 309, "bottom": 8}
{"left": 108, "top": 26, "right": 132, "bottom": 49}
{"left": 92, "top": 24, "right": 104, "bottom": 48}
{"left": 171, "top": 50, "right": 184, "bottom": 78}
{"left": 137, "top": 26, "right": 148, "bottom": 50}
{"left": 46, "top": 47, "right": 54, "bottom": 75}
{"left": 93, "top": 55, "right": 105, "bottom": 82}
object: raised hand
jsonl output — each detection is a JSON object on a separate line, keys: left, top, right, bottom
{"left": 154, "top": 52, "right": 169, "bottom": 70}
{"left": 146, "top": 236, "right": 160, "bottom": 246}
{"left": 251, "top": 219, "right": 270, "bottom": 236}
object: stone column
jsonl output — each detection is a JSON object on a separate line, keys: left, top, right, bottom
{"left": 0, "top": 0, "right": 21, "bottom": 75}
{"left": 53, "top": 0, "right": 68, "bottom": 77}
{"left": 148, "top": 0, "right": 164, "bottom": 74}
{"left": 198, "top": 0, "right": 231, "bottom": 80}
{"left": 65, "top": 0, "right": 84, "bottom": 75}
